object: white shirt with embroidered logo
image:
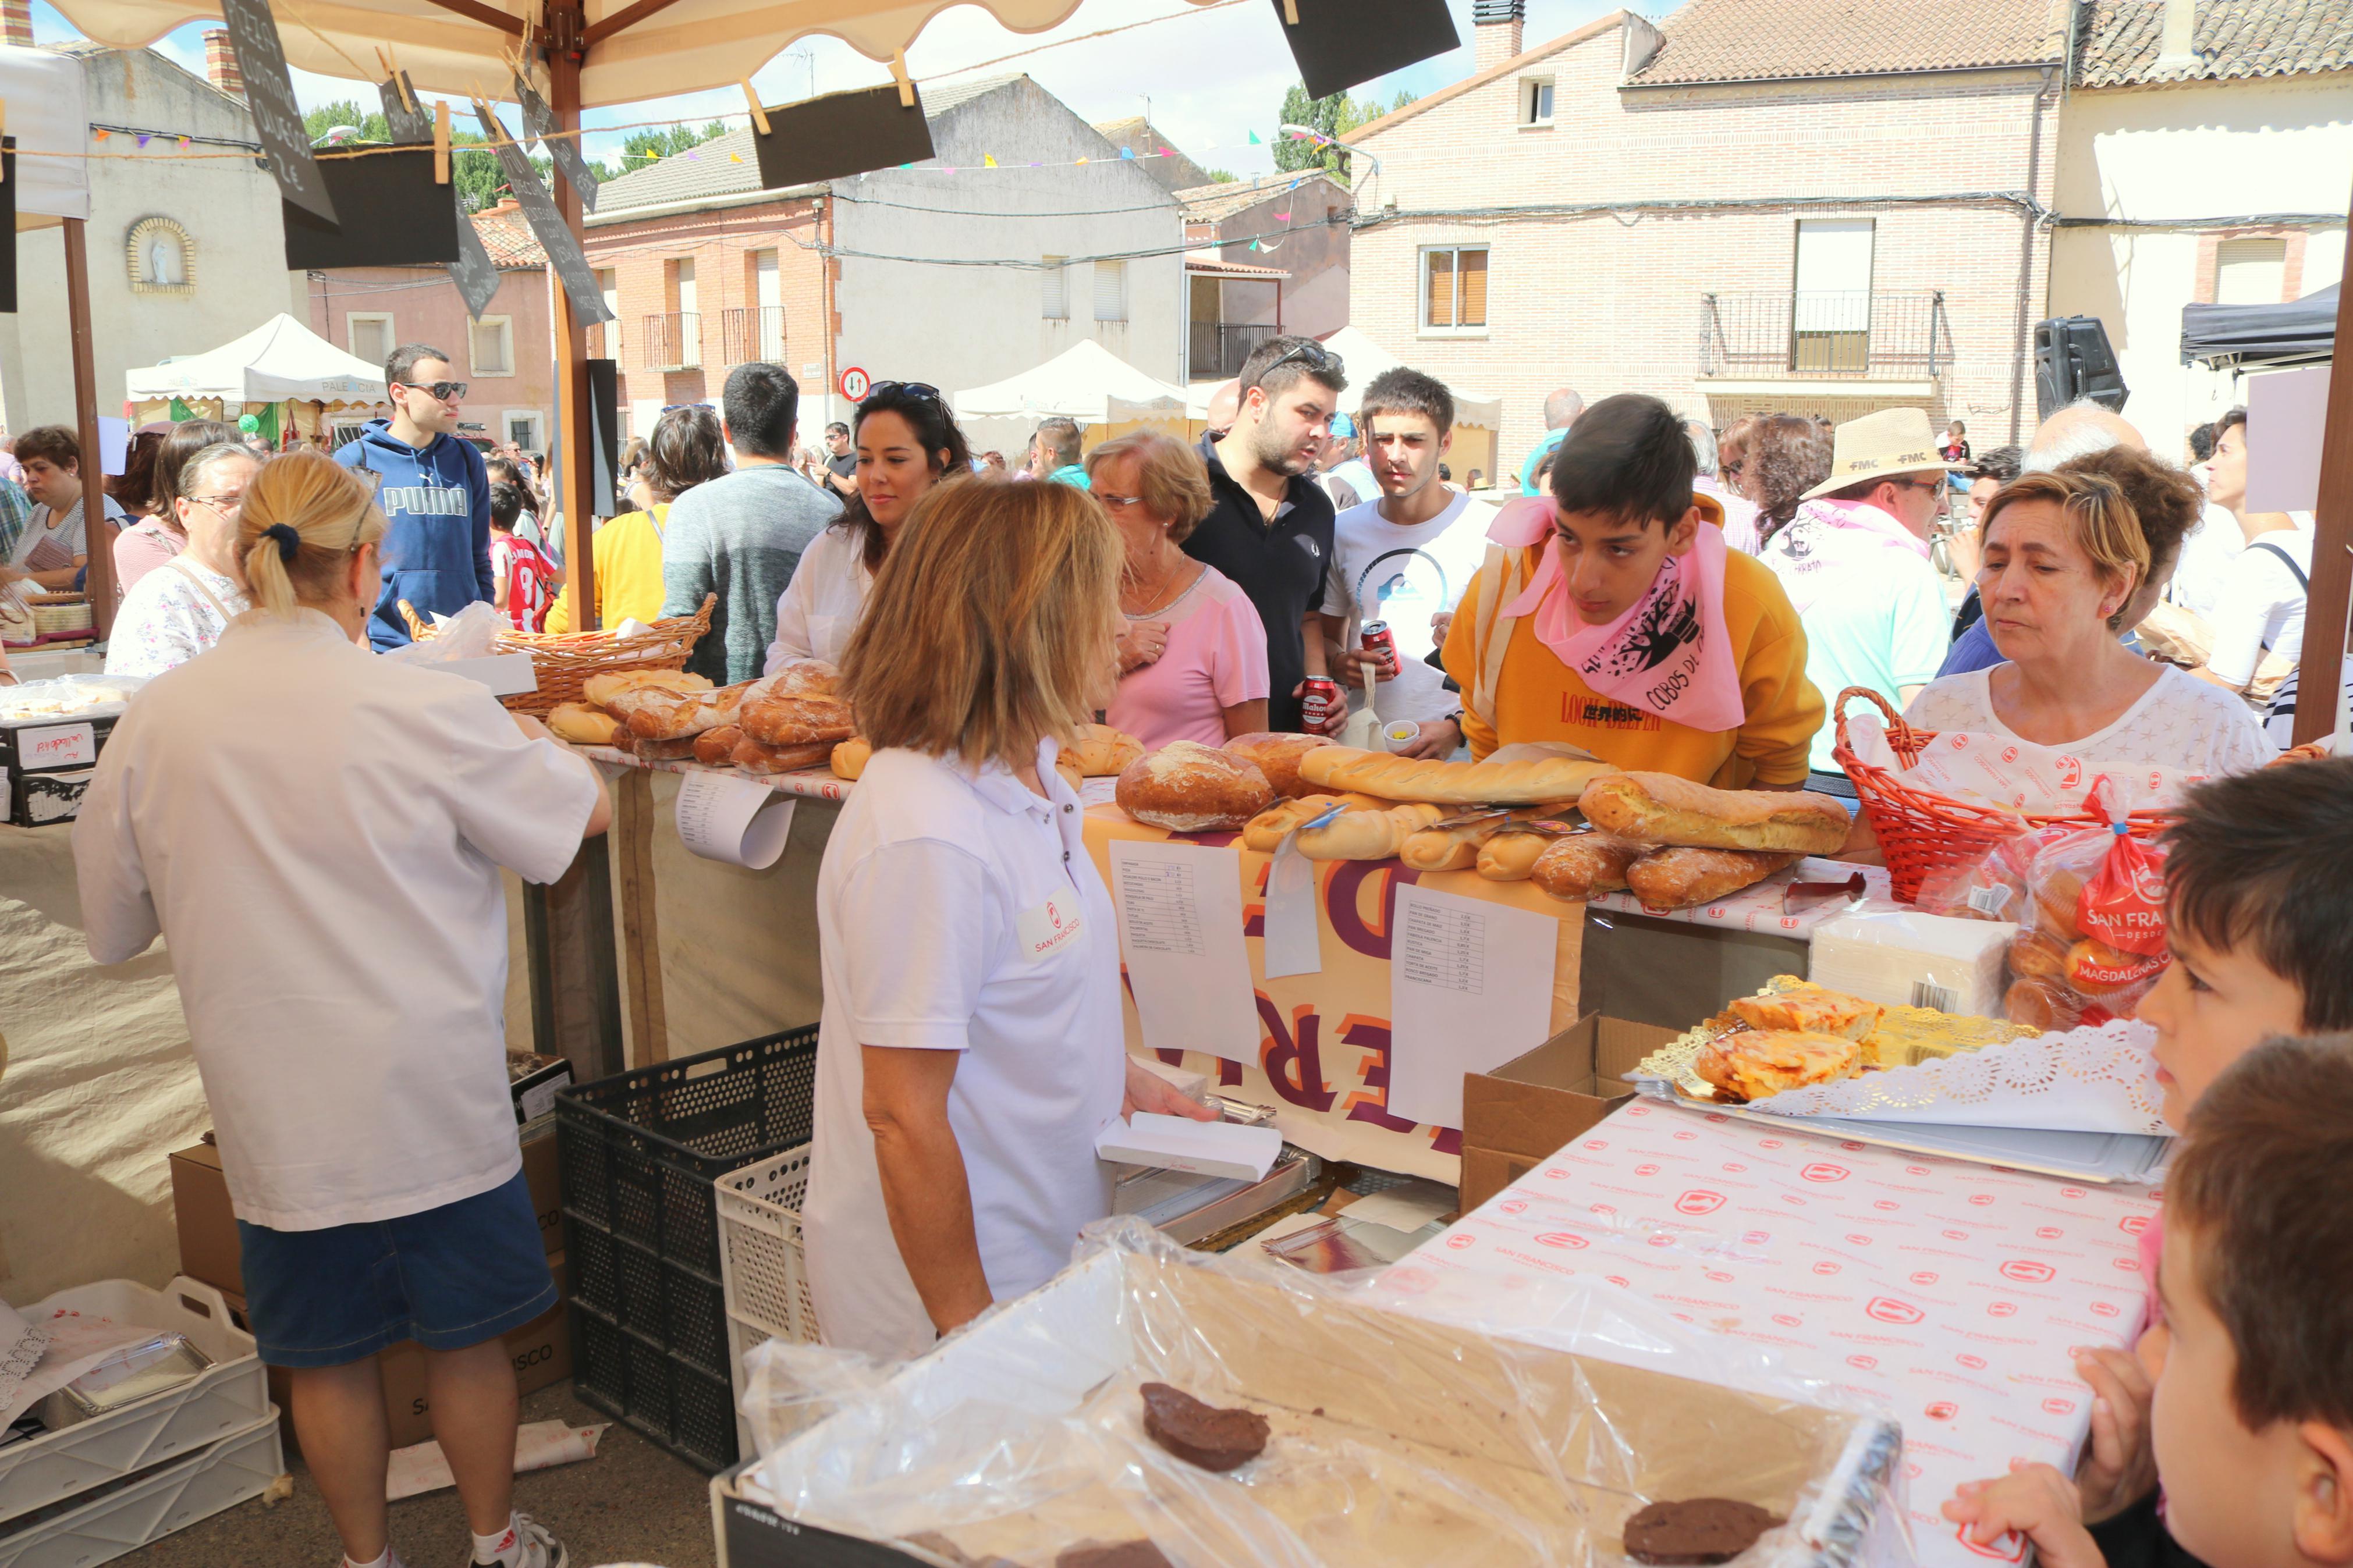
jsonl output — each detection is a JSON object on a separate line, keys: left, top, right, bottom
{"left": 803, "top": 737, "right": 1123, "bottom": 1357}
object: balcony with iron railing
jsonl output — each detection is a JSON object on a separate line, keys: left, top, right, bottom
{"left": 586, "top": 320, "right": 619, "bottom": 361}
{"left": 1698, "top": 291, "right": 1951, "bottom": 382}
{"left": 721, "top": 306, "right": 787, "bottom": 367}
{"left": 1189, "top": 320, "right": 1277, "bottom": 380}
{"left": 643, "top": 311, "right": 702, "bottom": 372}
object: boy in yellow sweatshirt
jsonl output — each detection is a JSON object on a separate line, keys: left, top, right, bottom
{"left": 1440, "top": 394, "right": 1822, "bottom": 789}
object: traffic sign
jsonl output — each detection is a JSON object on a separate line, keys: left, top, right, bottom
{"left": 839, "top": 365, "right": 871, "bottom": 401}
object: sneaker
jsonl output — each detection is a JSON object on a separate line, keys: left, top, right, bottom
{"left": 469, "top": 1514, "right": 568, "bottom": 1568}
{"left": 342, "top": 1553, "right": 409, "bottom": 1568}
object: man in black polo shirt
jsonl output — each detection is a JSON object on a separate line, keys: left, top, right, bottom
{"left": 1187, "top": 337, "right": 1347, "bottom": 733}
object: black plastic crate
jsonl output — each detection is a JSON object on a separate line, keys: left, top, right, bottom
{"left": 570, "top": 1224, "right": 731, "bottom": 1382}
{"left": 572, "top": 1301, "right": 739, "bottom": 1473}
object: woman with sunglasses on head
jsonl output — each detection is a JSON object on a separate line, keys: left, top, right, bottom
{"left": 763, "top": 382, "right": 972, "bottom": 673}
{"left": 105, "top": 442, "right": 260, "bottom": 676}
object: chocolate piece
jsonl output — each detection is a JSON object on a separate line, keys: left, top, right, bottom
{"left": 1139, "top": 1382, "right": 1270, "bottom": 1472}
{"left": 1056, "top": 1542, "right": 1174, "bottom": 1568}
{"left": 1623, "top": 1498, "right": 1786, "bottom": 1565}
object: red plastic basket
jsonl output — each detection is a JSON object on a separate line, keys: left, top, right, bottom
{"left": 1830, "top": 687, "right": 2169, "bottom": 902}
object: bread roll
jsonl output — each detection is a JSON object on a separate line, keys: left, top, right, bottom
{"left": 1475, "top": 831, "right": 1552, "bottom": 881}
{"left": 1056, "top": 753, "right": 1084, "bottom": 793}
{"left": 2004, "top": 976, "right": 2079, "bottom": 1033}
{"left": 1223, "top": 732, "right": 1335, "bottom": 799}
{"left": 1624, "top": 847, "right": 1800, "bottom": 910}
{"left": 1115, "top": 741, "right": 1274, "bottom": 832}
{"left": 547, "top": 702, "right": 621, "bottom": 746}
{"left": 693, "top": 724, "right": 743, "bottom": 766}
{"left": 582, "top": 668, "right": 709, "bottom": 707}
{"left": 609, "top": 680, "right": 750, "bottom": 740}
{"left": 1297, "top": 746, "right": 1614, "bottom": 806}
{"left": 831, "top": 737, "right": 871, "bottom": 780}
{"left": 1240, "top": 792, "right": 1386, "bottom": 853}
{"left": 1069, "top": 723, "right": 1144, "bottom": 778}
{"left": 1401, "top": 805, "right": 1578, "bottom": 873}
{"left": 731, "top": 735, "right": 833, "bottom": 774}
{"left": 1529, "top": 833, "right": 1645, "bottom": 901}
{"left": 1297, "top": 802, "right": 1445, "bottom": 862}
{"left": 2008, "top": 931, "right": 2070, "bottom": 983}
{"left": 740, "top": 695, "right": 857, "bottom": 748}
{"left": 1578, "top": 771, "right": 1850, "bottom": 854}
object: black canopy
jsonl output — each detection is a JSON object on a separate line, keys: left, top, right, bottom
{"left": 2181, "top": 284, "right": 2338, "bottom": 368}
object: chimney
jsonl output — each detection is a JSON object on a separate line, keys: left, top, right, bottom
{"left": 2154, "top": 0, "right": 2201, "bottom": 76}
{"left": 1, "top": 0, "right": 33, "bottom": 48}
{"left": 1473, "top": 0, "right": 1525, "bottom": 72}
{"left": 203, "top": 28, "right": 244, "bottom": 99}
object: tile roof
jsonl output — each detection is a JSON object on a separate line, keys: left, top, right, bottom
{"left": 1625, "top": 0, "right": 2065, "bottom": 84}
{"left": 593, "top": 74, "right": 1025, "bottom": 216}
{"left": 2075, "top": 0, "right": 2352, "bottom": 84}
{"left": 1174, "top": 171, "right": 1350, "bottom": 223}
{"left": 1089, "top": 116, "right": 1213, "bottom": 192}
{"left": 470, "top": 201, "right": 545, "bottom": 269}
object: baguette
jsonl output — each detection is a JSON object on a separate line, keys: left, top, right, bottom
{"left": 1578, "top": 771, "right": 1850, "bottom": 854}
{"left": 1400, "top": 805, "right": 1578, "bottom": 872}
{"left": 1624, "top": 847, "right": 1800, "bottom": 910}
{"left": 730, "top": 735, "right": 834, "bottom": 774}
{"left": 693, "top": 725, "right": 743, "bottom": 767}
{"left": 1240, "top": 792, "right": 1387, "bottom": 854}
{"left": 1297, "top": 801, "right": 1445, "bottom": 862}
{"left": 1297, "top": 745, "right": 1613, "bottom": 806}
{"left": 610, "top": 680, "right": 751, "bottom": 741}
{"left": 831, "top": 737, "right": 871, "bottom": 780}
{"left": 740, "top": 694, "right": 858, "bottom": 748}
{"left": 546, "top": 702, "right": 621, "bottom": 746}
{"left": 1475, "top": 830, "right": 1553, "bottom": 881}
{"left": 1529, "top": 833, "right": 1645, "bottom": 901}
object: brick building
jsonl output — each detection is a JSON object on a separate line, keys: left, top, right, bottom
{"left": 1178, "top": 171, "right": 1353, "bottom": 378}
{"left": 1343, "top": 0, "right": 2068, "bottom": 471}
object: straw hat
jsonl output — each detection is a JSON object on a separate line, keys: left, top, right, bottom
{"left": 1801, "top": 407, "right": 1964, "bottom": 500}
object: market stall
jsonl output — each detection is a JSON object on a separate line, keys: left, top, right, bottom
{"left": 122, "top": 313, "right": 389, "bottom": 452}
{"left": 1318, "top": 324, "right": 1503, "bottom": 481}
{"left": 950, "top": 339, "right": 1205, "bottom": 463}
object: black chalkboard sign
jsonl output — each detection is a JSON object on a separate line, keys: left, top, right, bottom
{"left": 473, "top": 104, "right": 613, "bottom": 326}
{"left": 587, "top": 360, "right": 620, "bottom": 519}
{"left": 1274, "top": 0, "right": 1458, "bottom": 100}
{"left": 448, "top": 183, "right": 501, "bottom": 319}
{"left": 221, "top": 0, "right": 335, "bottom": 223}
{"left": 751, "top": 83, "right": 936, "bottom": 191}
{"left": 283, "top": 148, "right": 462, "bottom": 269}
{"left": 0, "top": 138, "right": 15, "bottom": 315}
{"left": 513, "top": 72, "right": 599, "bottom": 212}
{"left": 378, "top": 73, "right": 431, "bottom": 144}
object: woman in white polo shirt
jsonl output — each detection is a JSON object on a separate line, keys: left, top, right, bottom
{"left": 74, "top": 452, "right": 609, "bottom": 1568}
{"left": 803, "top": 478, "right": 1212, "bottom": 1357}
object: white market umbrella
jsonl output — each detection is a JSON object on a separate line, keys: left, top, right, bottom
{"left": 125, "top": 313, "right": 388, "bottom": 403}
{"left": 953, "top": 339, "right": 1201, "bottom": 426}
{"left": 1320, "top": 325, "right": 1503, "bottom": 429}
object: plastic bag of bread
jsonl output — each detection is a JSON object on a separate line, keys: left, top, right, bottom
{"left": 1223, "top": 732, "right": 1333, "bottom": 798}
{"left": 1115, "top": 741, "right": 1273, "bottom": 832}
{"left": 605, "top": 679, "right": 751, "bottom": 740}
{"left": 1404, "top": 806, "right": 1580, "bottom": 873}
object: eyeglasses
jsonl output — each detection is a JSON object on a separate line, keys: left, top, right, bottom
{"left": 188, "top": 493, "right": 245, "bottom": 514}
{"left": 1721, "top": 460, "right": 1746, "bottom": 478}
{"left": 1257, "top": 342, "right": 1343, "bottom": 384}
{"left": 395, "top": 380, "right": 468, "bottom": 403}
{"left": 1096, "top": 492, "right": 1145, "bottom": 510}
{"left": 863, "top": 382, "right": 943, "bottom": 404}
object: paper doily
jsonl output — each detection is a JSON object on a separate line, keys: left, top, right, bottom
{"left": 0, "top": 1300, "right": 53, "bottom": 1421}
{"left": 1743, "top": 1017, "right": 2167, "bottom": 1134}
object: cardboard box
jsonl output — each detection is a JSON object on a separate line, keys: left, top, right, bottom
{"left": 1458, "top": 1013, "right": 1682, "bottom": 1213}
{"left": 171, "top": 1123, "right": 565, "bottom": 1297}
{"left": 222, "top": 1253, "right": 570, "bottom": 1452}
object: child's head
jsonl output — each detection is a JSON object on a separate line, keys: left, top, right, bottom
{"left": 487, "top": 481, "right": 523, "bottom": 534}
{"left": 2153, "top": 1035, "right": 2353, "bottom": 1568}
{"left": 2139, "top": 756, "right": 2353, "bottom": 1127}
{"left": 1545, "top": 393, "right": 1701, "bottom": 627}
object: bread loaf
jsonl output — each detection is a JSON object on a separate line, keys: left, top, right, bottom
{"left": 547, "top": 702, "right": 621, "bottom": 746}
{"left": 751, "top": 662, "right": 839, "bottom": 701}
{"left": 1056, "top": 753, "right": 1084, "bottom": 794}
{"left": 1222, "top": 732, "right": 1335, "bottom": 798}
{"left": 1298, "top": 745, "right": 1614, "bottom": 805}
{"left": 693, "top": 725, "right": 743, "bottom": 767}
{"left": 1069, "top": 723, "right": 1144, "bottom": 778}
{"left": 1400, "top": 805, "right": 1578, "bottom": 872}
{"left": 1624, "top": 847, "right": 1800, "bottom": 910}
{"left": 1578, "top": 772, "right": 1850, "bottom": 854}
{"left": 731, "top": 735, "right": 834, "bottom": 774}
{"left": 609, "top": 680, "right": 750, "bottom": 741}
{"left": 1115, "top": 741, "right": 1274, "bottom": 832}
{"left": 1529, "top": 833, "right": 1645, "bottom": 901}
{"left": 582, "top": 669, "right": 709, "bottom": 707}
{"left": 1240, "top": 793, "right": 1387, "bottom": 853}
{"left": 1475, "top": 831, "right": 1552, "bottom": 881}
{"left": 615, "top": 733, "right": 700, "bottom": 762}
{"left": 740, "top": 695, "right": 858, "bottom": 748}
{"left": 830, "top": 737, "right": 871, "bottom": 780}
{"left": 1297, "top": 802, "right": 1444, "bottom": 862}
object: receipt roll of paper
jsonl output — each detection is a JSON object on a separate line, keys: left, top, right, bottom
{"left": 675, "top": 770, "right": 797, "bottom": 869}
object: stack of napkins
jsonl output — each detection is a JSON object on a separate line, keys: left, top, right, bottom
{"left": 1095, "top": 1114, "right": 1281, "bottom": 1182}
{"left": 1809, "top": 911, "right": 2017, "bottom": 1020}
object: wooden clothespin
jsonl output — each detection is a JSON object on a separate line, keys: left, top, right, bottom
{"left": 740, "top": 79, "right": 769, "bottom": 136}
{"left": 434, "top": 99, "right": 450, "bottom": 183}
{"left": 1, "top": 100, "right": 9, "bottom": 184}
{"left": 889, "top": 51, "right": 913, "bottom": 108}
{"left": 1281, "top": 0, "right": 1298, "bottom": 21}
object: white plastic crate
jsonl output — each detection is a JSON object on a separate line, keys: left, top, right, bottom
{"left": 1, "top": 1278, "right": 268, "bottom": 1527}
{"left": 0, "top": 1406, "right": 283, "bottom": 1568}
{"left": 714, "top": 1146, "right": 818, "bottom": 1347}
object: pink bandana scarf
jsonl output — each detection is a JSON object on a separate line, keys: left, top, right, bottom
{"left": 1489, "top": 497, "right": 1747, "bottom": 732}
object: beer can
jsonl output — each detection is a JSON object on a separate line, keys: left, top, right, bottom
{"left": 1360, "top": 620, "right": 1397, "bottom": 671}
{"left": 1299, "top": 676, "right": 1343, "bottom": 734}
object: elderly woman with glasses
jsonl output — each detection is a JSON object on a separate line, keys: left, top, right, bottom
{"left": 1089, "top": 432, "right": 1269, "bottom": 748}
{"left": 765, "top": 382, "right": 973, "bottom": 673}
{"left": 105, "top": 442, "right": 260, "bottom": 677}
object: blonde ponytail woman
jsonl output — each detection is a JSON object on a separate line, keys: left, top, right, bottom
{"left": 74, "top": 450, "right": 609, "bottom": 1568}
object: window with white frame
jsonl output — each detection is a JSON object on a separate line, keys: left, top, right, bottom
{"left": 1521, "top": 77, "right": 1555, "bottom": 125}
{"left": 469, "top": 316, "right": 515, "bottom": 378}
{"left": 347, "top": 312, "right": 393, "bottom": 367}
{"left": 1042, "top": 256, "right": 1069, "bottom": 319}
{"left": 503, "top": 411, "right": 543, "bottom": 451}
{"left": 1422, "top": 246, "right": 1489, "bottom": 332}
{"left": 1094, "top": 259, "right": 1127, "bottom": 322}
{"left": 2214, "top": 237, "right": 2287, "bottom": 304}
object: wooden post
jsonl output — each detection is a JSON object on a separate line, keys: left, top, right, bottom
{"left": 546, "top": 10, "right": 597, "bottom": 635}
{"left": 62, "top": 218, "right": 118, "bottom": 634}
{"left": 2291, "top": 189, "right": 2353, "bottom": 746}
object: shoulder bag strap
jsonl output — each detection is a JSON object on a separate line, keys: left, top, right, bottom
{"left": 163, "top": 556, "right": 237, "bottom": 621}
{"left": 2249, "top": 540, "right": 2309, "bottom": 592}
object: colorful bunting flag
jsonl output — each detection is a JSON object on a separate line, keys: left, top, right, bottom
{"left": 1275, "top": 210, "right": 1291, "bottom": 220}
{"left": 1119, "top": 146, "right": 1134, "bottom": 159}
{"left": 1247, "top": 131, "right": 1261, "bottom": 144}
{"left": 984, "top": 154, "right": 998, "bottom": 166}
{"left": 136, "top": 134, "right": 150, "bottom": 147}
{"left": 93, "top": 128, "right": 108, "bottom": 141}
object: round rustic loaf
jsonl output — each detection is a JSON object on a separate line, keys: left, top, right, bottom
{"left": 1221, "top": 731, "right": 1333, "bottom": 798}
{"left": 1116, "top": 741, "right": 1273, "bottom": 832}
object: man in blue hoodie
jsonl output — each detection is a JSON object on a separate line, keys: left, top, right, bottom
{"left": 338, "top": 343, "right": 494, "bottom": 650}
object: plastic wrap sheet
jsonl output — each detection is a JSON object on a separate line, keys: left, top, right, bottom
{"left": 743, "top": 1219, "right": 1910, "bottom": 1568}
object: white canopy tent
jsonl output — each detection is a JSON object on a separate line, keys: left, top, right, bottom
{"left": 125, "top": 313, "right": 388, "bottom": 403}
{"left": 952, "top": 339, "right": 1201, "bottom": 426}
{"left": 1319, "top": 325, "right": 1505, "bottom": 487}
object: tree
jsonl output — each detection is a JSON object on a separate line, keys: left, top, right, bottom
{"left": 1270, "top": 84, "right": 1399, "bottom": 179}
{"left": 619, "top": 118, "right": 731, "bottom": 170}
{"left": 301, "top": 99, "right": 556, "bottom": 213}
{"left": 1202, "top": 167, "right": 1239, "bottom": 183}
{"left": 304, "top": 99, "right": 389, "bottom": 144}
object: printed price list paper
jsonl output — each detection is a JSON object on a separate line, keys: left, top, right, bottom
{"left": 1387, "top": 882, "right": 1556, "bottom": 1130}
{"left": 1107, "top": 838, "right": 1260, "bottom": 1065}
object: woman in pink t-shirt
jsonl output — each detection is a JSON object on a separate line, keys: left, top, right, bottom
{"left": 1091, "top": 432, "right": 1270, "bottom": 748}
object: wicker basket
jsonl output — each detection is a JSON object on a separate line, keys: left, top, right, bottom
{"left": 396, "top": 594, "right": 715, "bottom": 714}
{"left": 1831, "top": 685, "right": 2169, "bottom": 904}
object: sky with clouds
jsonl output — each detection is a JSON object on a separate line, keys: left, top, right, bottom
{"left": 32, "top": 0, "right": 1623, "bottom": 176}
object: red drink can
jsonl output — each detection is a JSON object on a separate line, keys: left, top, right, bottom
{"left": 1299, "top": 676, "right": 1343, "bottom": 735}
{"left": 1360, "top": 620, "right": 1397, "bottom": 672}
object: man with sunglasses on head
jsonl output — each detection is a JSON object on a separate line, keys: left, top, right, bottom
{"left": 337, "top": 344, "right": 494, "bottom": 650}
{"left": 1186, "top": 336, "right": 1347, "bottom": 733}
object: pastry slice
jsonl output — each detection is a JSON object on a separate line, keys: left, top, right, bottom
{"left": 1728, "top": 983, "right": 1883, "bottom": 1043}
{"left": 1693, "top": 1030, "right": 1862, "bottom": 1103}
